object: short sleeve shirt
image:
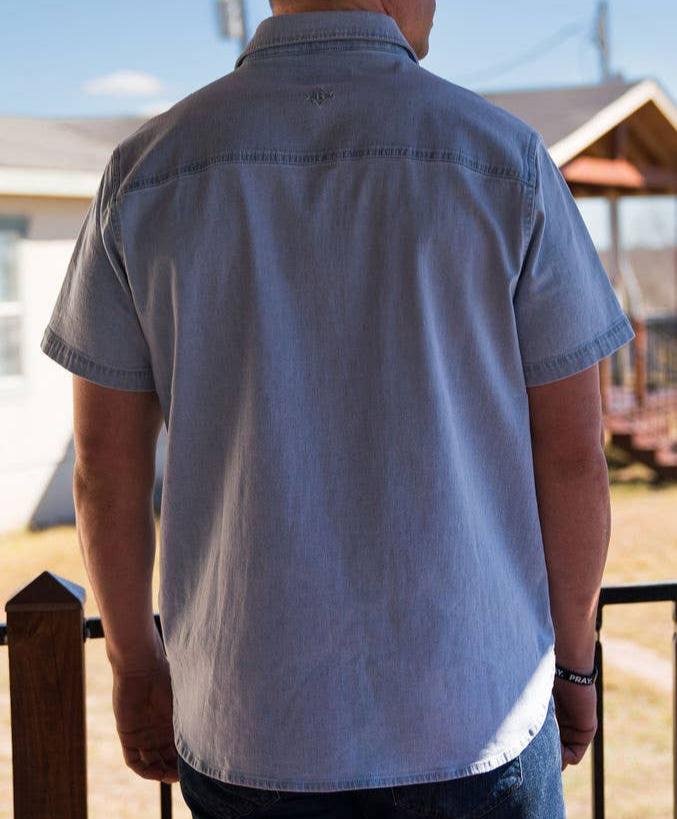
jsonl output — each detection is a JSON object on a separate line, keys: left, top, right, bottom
{"left": 40, "top": 10, "right": 635, "bottom": 792}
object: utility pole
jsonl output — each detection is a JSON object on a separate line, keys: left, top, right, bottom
{"left": 216, "top": 0, "right": 249, "bottom": 52}
{"left": 594, "top": 0, "right": 612, "bottom": 82}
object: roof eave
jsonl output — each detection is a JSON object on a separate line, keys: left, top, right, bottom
{"left": 0, "top": 166, "right": 99, "bottom": 198}
{"left": 548, "top": 78, "right": 677, "bottom": 166}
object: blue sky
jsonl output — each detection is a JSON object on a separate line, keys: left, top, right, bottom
{"left": 3, "top": 0, "right": 676, "bottom": 248}
{"left": 4, "top": 0, "right": 676, "bottom": 116}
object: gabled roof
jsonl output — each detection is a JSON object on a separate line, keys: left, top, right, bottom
{"left": 0, "top": 115, "right": 147, "bottom": 172}
{"left": 0, "top": 116, "right": 147, "bottom": 198}
{"left": 483, "top": 78, "right": 639, "bottom": 150}
{"left": 483, "top": 76, "right": 677, "bottom": 167}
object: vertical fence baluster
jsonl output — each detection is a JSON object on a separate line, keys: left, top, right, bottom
{"left": 673, "top": 600, "right": 676, "bottom": 819}
{"left": 160, "top": 781, "right": 173, "bottom": 818}
{"left": 633, "top": 316, "right": 647, "bottom": 410}
{"left": 5, "top": 571, "right": 88, "bottom": 819}
{"left": 593, "top": 609, "right": 605, "bottom": 819}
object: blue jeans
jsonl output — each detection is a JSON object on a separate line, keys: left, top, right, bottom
{"left": 177, "top": 694, "right": 566, "bottom": 818}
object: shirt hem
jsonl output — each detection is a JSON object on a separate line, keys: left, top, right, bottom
{"left": 173, "top": 696, "right": 551, "bottom": 793}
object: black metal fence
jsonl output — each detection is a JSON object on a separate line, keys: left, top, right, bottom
{"left": 593, "top": 581, "right": 677, "bottom": 819}
{"left": 1, "top": 574, "right": 676, "bottom": 818}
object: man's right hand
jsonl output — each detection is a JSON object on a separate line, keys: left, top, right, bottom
{"left": 553, "top": 676, "right": 598, "bottom": 770}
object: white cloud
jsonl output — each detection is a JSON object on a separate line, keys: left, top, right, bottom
{"left": 82, "top": 70, "right": 165, "bottom": 98}
{"left": 136, "top": 98, "right": 178, "bottom": 117}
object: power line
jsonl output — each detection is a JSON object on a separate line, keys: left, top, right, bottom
{"left": 455, "top": 20, "right": 586, "bottom": 86}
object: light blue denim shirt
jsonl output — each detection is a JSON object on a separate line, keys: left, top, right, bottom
{"left": 41, "top": 10, "right": 635, "bottom": 792}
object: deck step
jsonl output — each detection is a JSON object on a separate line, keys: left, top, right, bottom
{"left": 631, "top": 434, "right": 673, "bottom": 452}
{"left": 606, "top": 420, "right": 671, "bottom": 440}
{"left": 604, "top": 364, "right": 677, "bottom": 479}
{"left": 608, "top": 427, "right": 677, "bottom": 480}
{"left": 655, "top": 446, "right": 677, "bottom": 468}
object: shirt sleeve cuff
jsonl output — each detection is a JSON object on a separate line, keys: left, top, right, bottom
{"left": 522, "top": 313, "right": 636, "bottom": 387}
{"left": 40, "top": 325, "right": 156, "bottom": 392}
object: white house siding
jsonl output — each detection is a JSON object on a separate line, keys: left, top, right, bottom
{"left": 0, "top": 194, "right": 166, "bottom": 535}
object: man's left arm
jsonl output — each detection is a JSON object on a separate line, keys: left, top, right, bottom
{"left": 72, "top": 375, "right": 165, "bottom": 673}
{"left": 72, "top": 376, "right": 178, "bottom": 784}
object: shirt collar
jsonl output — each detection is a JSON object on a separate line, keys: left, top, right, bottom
{"left": 234, "top": 10, "right": 419, "bottom": 69}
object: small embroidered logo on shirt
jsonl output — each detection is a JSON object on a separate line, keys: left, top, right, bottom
{"left": 306, "top": 87, "right": 334, "bottom": 106}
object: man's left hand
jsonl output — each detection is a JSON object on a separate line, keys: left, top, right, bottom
{"left": 111, "top": 648, "right": 179, "bottom": 784}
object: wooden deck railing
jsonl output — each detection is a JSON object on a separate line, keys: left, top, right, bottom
{"left": 1, "top": 572, "right": 676, "bottom": 818}
{"left": 604, "top": 315, "right": 677, "bottom": 479}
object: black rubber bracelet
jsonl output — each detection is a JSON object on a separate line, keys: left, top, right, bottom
{"left": 555, "top": 663, "right": 598, "bottom": 686}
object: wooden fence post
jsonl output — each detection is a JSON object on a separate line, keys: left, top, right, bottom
{"left": 633, "top": 316, "right": 647, "bottom": 409}
{"left": 5, "top": 571, "right": 88, "bottom": 819}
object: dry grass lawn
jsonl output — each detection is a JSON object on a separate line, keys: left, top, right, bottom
{"left": 0, "top": 468, "right": 675, "bottom": 818}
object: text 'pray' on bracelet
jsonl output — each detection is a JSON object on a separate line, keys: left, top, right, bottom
{"left": 555, "top": 663, "right": 598, "bottom": 686}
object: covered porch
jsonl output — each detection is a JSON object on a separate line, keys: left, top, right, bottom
{"left": 485, "top": 77, "right": 677, "bottom": 478}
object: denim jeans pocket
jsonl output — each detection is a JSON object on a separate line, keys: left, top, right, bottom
{"left": 390, "top": 754, "right": 523, "bottom": 819}
{"left": 177, "top": 755, "right": 281, "bottom": 818}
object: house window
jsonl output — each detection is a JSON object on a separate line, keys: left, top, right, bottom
{"left": 0, "top": 216, "right": 27, "bottom": 378}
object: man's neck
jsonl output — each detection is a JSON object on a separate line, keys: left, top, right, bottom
{"left": 271, "top": 1, "right": 386, "bottom": 14}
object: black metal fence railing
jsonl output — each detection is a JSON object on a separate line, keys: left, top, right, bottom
{"left": 1, "top": 575, "right": 676, "bottom": 818}
{"left": 646, "top": 318, "right": 677, "bottom": 392}
{"left": 593, "top": 581, "right": 677, "bottom": 819}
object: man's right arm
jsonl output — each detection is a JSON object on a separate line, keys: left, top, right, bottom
{"left": 528, "top": 360, "right": 611, "bottom": 671}
{"left": 527, "top": 361, "right": 608, "bottom": 766}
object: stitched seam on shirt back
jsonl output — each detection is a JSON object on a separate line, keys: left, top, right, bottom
{"left": 111, "top": 146, "right": 123, "bottom": 245}
{"left": 243, "top": 42, "right": 410, "bottom": 62}
{"left": 120, "top": 147, "right": 532, "bottom": 197}
{"left": 246, "top": 29, "right": 410, "bottom": 49}
{"left": 521, "top": 130, "right": 538, "bottom": 275}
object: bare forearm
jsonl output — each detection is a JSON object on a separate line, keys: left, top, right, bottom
{"left": 532, "top": 451, "right": 611, "bottom": 671}
{"left": 73, "top": 466, "right": 162, "bottom": 672}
